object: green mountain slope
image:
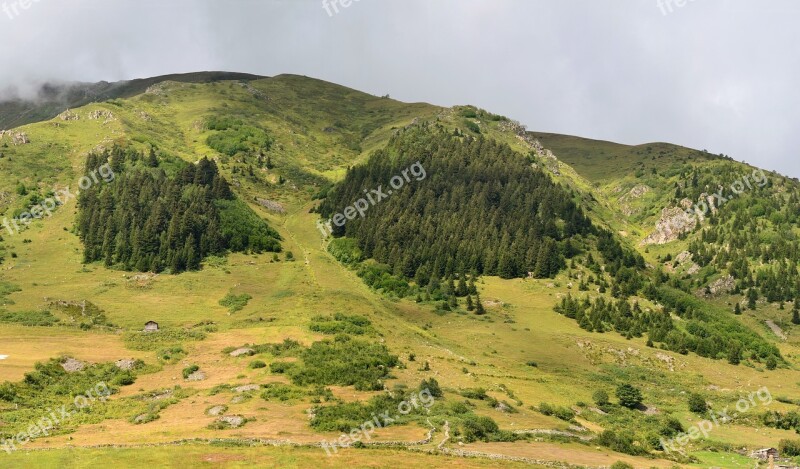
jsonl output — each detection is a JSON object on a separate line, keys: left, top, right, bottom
{"left": 1, "top": 75, "right": 800, "bottom": 468}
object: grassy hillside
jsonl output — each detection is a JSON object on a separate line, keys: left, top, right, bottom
{"left": 0, "top": 76, "right": 799, "bottom": 468}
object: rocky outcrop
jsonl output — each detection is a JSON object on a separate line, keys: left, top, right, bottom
{"left": 115, "top": 359, "right": 137, "bottom": 370}
{"left": 256, "top": 198, "right": 286, "bottom": 214}
{"left": 0, "top": 130, "right": 30, "bottom": 145}
{"left": 61, "top": 357, "right": 87, "bottom": 372}
{"left": 185, "top": 370, "right": 206, "bottom": 382}
{"left": 233, "top": 384, "right": 260, "bottom": 393}
{"left": 618, "top": 184, "right": 651, "bottom": 216}
{"left": 88, "top": 109, "right": 115, "bottom": 122}
{"left": 206, "top": 405, "right": 228, "bottom": 416}
{"left": 229, "top": 347, "right": 255, "bottom": 357}
{"left": 58, "top": 109, "right": 80, "bottom": 121}
{"left": 498, "top": 120, "right": 561, "bottom": 175}
{"left": 641, "top": 203, "right": 698, "bottom": 245}
{"left": 698, "top": 275, "right": 735, "bottom": 298}
{"left": 218, "top": 415, "right": 245, "bottom": 428}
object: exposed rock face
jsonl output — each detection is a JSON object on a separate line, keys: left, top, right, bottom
{"left": 641, "top": 203, "right": 698, "bottom": 245}
{"left": 498, "top": 120, "right": 561, "bottom": 175}
{"left": 0, "top": 130, "right": 30, "bottom": 145}
{"left": 58, "top": 109, "right": 80, "bottom": 121}
{"left": 61, "top": 357, "right": 87, "bottom": 372}
{"left": 698, "top": 275, "right": 735, "bottom": 298}
{"left": 234, "top": 384, "right": 260, "bottom": 393}
{"left": 675, "top": 251, "right": 693, "bottom": 264}
{"left": 229, "top": 347, "right": 255, "bottom": 357}
{"left": 185, "top": 370, "right": 206, "bottom": 381}
{"left": 494, "top": 401, "right": 513, "bottom": 413}
{"left": 217, "top": 415, "right": 245, "bottom": 428}
{"left": 88, "top": 109, "right": 115, "bottom": 121}
{"left": 207, "top": 405, "right": 227, "bottom": 416}
{"left": 618, "top": 184, "right": 651, "bottom": 216}
{"left": 627, "top": 184, "right": 650, "bottom": 199}
{"left": 115, "top": 359, "right": 137, "bottom": 370}
{"left": 256, "top": 198, "right": 286, "bottom": 214}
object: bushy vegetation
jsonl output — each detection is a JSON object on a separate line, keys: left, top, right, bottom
{"left": 310, "top": 391, "right": 422, "bottom": 432}
{"left": 260, "top": 383, "right": 306, "bottom": 402}
{"left": 779, "top": 439, "right": 800, "bottom": 456}
{"left": 219, "top": 292, "right": 252, "bottom": 313}
{"left": 287, "top": 335, "right": 398, "bottom": 391}
{"left": 309, "top": 313, "right": 373, "bottom": 336}
{"left": 123, "top": 329, "right": 206, "bottom": 351}
{"left": 687, "top": 393, "right": 707, "bottom": 414}
{"left": 205, "top": 116, "right": 272, "bottom": 157}
{"left": 182, "top": 365, "right": 200, "bottom": 379}
{"left": 248, "top": 360, "right": 266, "bottom": 369}
{"left": 538, "top": 402, "right": 576, "bottom": 421}
{"left": 0, "top": 309, "right": 59, "bottom": 326}
{"left": 616, "top": 384, "right": 643, "bottom": 409}
{"left": 0, "top": 358, "right": 135, "bottom": 438}
{"left": 77, "top": 146, "right": 280, "bottom": 274}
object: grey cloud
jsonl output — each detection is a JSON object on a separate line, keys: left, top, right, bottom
{"left": 0, "top": 0, "right": 798, "bottom": 176}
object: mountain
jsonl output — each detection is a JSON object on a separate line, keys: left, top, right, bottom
{"left": 0, "top": 74, "right": 799, "bottom": 468}
{"left": 0, "top": 71, "right": 266, "bottom": 130}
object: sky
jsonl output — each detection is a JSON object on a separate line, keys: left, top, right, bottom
{"left": 1, "top": 0, "right": 798, "bottom": 177}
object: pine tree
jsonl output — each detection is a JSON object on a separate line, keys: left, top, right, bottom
{"left": 747, "top": 288, "right": 758, "bottom": 310}
{"left": 734, "top": 303, "right": 742, "bottom": 315}
{"left": 792, "top": 308, "right": 800, "bottom": 325}
{"left": 466, "top": 295, "right": 474, "bottom": 311}
{"left": 457, "top": 272, "right": 468, "bottom": 297}
{"left": 147, "top": 147, "right": 158, "bottom": 167}
{"left": 475, "top": 293, "right": 486, "bottom": 315}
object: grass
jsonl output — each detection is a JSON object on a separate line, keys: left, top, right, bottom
{"left": 0, "top": 75, "right": 797, "bottom": 467}
{"left": 0, "top": 445, "right": 539, "bottom": 468}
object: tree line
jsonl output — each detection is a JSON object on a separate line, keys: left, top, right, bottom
{"left": 77, "top": 145, "right": 281, "bottom": 274}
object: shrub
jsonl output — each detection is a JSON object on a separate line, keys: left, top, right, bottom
{"left": 261, "top": 383, "right": 306, "bottom": 402}
{"left": 420, "top": 378, "right": 443, "bottom": 398}
{"left": 460, "top": 388, "right": 488, "bottom": 400}
{"left": 593, "top": 389, "right": 610, "bottom": 406}
{"left": 779, "top": 439, "right": 800, "bottom": 456}
{"left": 616, "top": 384, "right": 643, "bottom": 409}
{"left": 610, "top": 462, "right": 634, "bottom": 469}
{"left": 0, "top": 309, "right": 59, "bottom": 327}
{"left": 269, "top": 362, "right": 296, "bottom": 374}
{"left": 767, "top": 356, "right": 778, "bottom": 370}
{"left": 219, "top": 292, "right": 252, "bottom": 313}
{"left": 687, "top": 393, "right": 708, "bottom": 414}
{"left": 288, "top": 335, "right": 398, "bottom": 390}
{"left": 248, "top": 360, "right": 267, "bottom": 369}
{"left": 182, "top": 365, "right": 200, "bottom": 379}
{"left": 461, "top": 415, "right": 499, "bottom": 442}
{"left": 309, "top": 313, "right": 373, "bottom": 336}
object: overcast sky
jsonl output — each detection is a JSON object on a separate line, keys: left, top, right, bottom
{"left": 1, "top": 0, "right": 798, "bottom": 177}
